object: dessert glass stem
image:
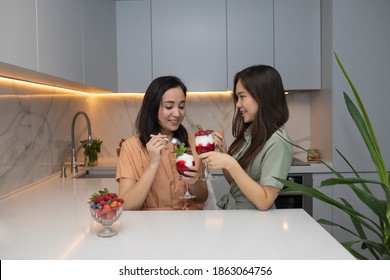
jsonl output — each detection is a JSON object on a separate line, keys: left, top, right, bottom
{"left": 180, "top": 182, "right": 195, "bottom": 199}
{"left": 202, "top": 163, "right": 215, "bottom": 181}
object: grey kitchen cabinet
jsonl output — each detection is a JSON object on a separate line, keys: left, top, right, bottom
{"left": 312, "top": 173, "right": 334, "bottom": 235}
{"left": 116, "top": 0, "right": 152, "bottom": 93}
{"left": 83, "top": 0, "right": 118, "bottom": 92}
{"left": 228, "top": 0, "right": 321, "bottom": 91}
{"left": 226, "top": 0, "right": 274, "bottom": 90}
{"left": 0, "top": 0, "right": 117, "bottom": 91}
{"left": 331, "top": 0, "right": 390, "bottom": 172}
{"left": 227, "top": 0, "right": 321, "bottom": 90}
{"left": 0, "top": 0, "right": 38, "bottom": 71}
{"left": 116, "top": 0, "right": 321, "bottom": 92}
{"left": 37, "top": 0, "right": 84, "bottom": 84}
{"left": 274, "top": 0, "right": 321, "bottom": 90}
{"left": 151, "top": 0, "right": 227, "bottom": 91}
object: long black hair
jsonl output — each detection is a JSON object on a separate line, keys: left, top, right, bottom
{"left": 228, "top": 65, "right": 289, "bottom": 170}
{"left": 136, "top": 76, "right": 189, "bottom": 147}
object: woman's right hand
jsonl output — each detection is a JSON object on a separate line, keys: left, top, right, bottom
{"left": 214, "top": 129, "right": 227, "bottom": 153}
{"left": 146, "top": 134, "right": 169, "bottom": 165}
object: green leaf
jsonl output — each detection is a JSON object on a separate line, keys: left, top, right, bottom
{"left": 341, "top": 241, "right": 368, "bottom": 260}
{"left": 340, "top": 198, "right": 381, "bottom": 259}
{"left": 81, "top": 139, "right": 103, "bottom": 156}
{"left": 334, "top": 148, "right": 371, "bottom": 193}
{"left": 277, "top": 178, "right": 382, "bottom": 236}
{"left": 343, "top": 92, "right": 387, "bottom": 182}
{"left": 321, "top": 177, "right": 383, "bottom": 186}
{"left": 317, "top": 218, "right": 362, "bottom": 238}
{"left": 319, "top": 216, "right": 381, "bottom": 260}
{"left": 195, "top": 124, "right": 203, "bottom": 131}
{"left": 89, "top": 188, "right": 110, "bottom": 202}
{"left": 278, "top": 178, "right": 362, "bottom": 216}
{"left": 101, "top": 187, "right": 109, "bottom": 195}
{"left": 171, "top": 142, "right": 189, "bottom": 156}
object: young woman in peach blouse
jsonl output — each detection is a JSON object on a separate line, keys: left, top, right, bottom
{"left": 116, "top": 76, "right": 208, "bottom": 210}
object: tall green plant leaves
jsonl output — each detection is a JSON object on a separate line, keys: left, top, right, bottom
{"left": 343, "top": 92, "right": 387, "bottom": 186}
{"left": 335, "top": 51, "right": 390, "bottom": 224}
{"left": 334, "top": 52, "right": 388, "bottom": 186}
{"left": 277, "top": 53, "right": 390, "bottom": 259}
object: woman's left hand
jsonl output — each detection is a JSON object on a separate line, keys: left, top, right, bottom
{"left": 181, "top": 168, "right": 201, "bottom": 184}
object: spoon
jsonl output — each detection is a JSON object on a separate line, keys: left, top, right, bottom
{"left": 150, "top": 134, "right": 182, "bottom": 145}
{"left": 171, "top": 137, "right": 182, "bottom": 145}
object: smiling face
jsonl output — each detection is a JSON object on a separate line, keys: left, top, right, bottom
{"left": 235, "top": 79, "right": 259, "bottom": 123}
{"left": 158, "top": 86, "right": 186, "bottom": 135}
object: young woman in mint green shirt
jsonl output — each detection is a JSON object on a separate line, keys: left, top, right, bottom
{"left": 199, "top": 65, "right": 293, "bottom": 210}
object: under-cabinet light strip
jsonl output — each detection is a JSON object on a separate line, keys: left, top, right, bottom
{"left": 0, "top": 76, "right": 233, "bottom": 97}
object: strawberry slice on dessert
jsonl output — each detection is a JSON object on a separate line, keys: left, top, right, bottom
{"left": 172, "top": 143, "right": 195, "bottom": 176}
{"left": 195, "top": 124, "right": 215, "bottom": 154}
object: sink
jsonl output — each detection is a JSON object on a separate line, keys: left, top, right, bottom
{"left": 74, "top": 169, "right": 116, "bottom": 179}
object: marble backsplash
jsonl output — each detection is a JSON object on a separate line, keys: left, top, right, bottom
{"left": 0, "top": 78, "right": 310, "bottom": 197}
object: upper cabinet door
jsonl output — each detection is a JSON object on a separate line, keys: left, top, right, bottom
{"left": 152, "top": 0, "right": 227, "bottom": 91}
{"left": 274, "top": 0, "right": 321, "bottom": 90}
{"left": 116, "top": 0, "right": 152, "bottom": 93}
{"left": 227, "top": 0, "right": 274, "bottom": 90}
{"left": 37, "top": 0, "right": 84, "bottom": 84}
{"left": 83, "top": 0, "right": 118, "bottom": 92}
{"left": 0, "top": 0, "right": 37, "bottom": 71}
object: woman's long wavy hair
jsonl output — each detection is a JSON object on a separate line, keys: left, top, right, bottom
{"left": 136, "top": 76, "right": 189, "bottom": 148}
{"left": 228, "top": 65, "right": 289, "bottom": 170}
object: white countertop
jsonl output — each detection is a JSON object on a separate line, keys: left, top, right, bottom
{"left": 88, "top": 157, "right": 331, "bottom": 174}
{"left": 0, "top": 163, "right": 353, "bottom": 260}
{"left": 289, "top": 162, "right": 330, "bottom": 174}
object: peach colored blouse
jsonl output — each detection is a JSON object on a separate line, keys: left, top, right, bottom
{"left": 116, "top": 133, "right": 205, "bottom": 210}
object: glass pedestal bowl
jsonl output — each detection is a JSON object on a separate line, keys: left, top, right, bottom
{"left": 90, "top": 205, "right": 123, "bottom": 237}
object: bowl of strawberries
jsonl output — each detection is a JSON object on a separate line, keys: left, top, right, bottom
{"left": 88, "top": 188, "right": 125, "bottom": 237}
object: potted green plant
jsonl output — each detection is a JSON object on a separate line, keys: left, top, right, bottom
{"left": 81, "top": 138, "right": 103, "bottom": 166}
{"left": 276, "top": 52, "right": 389, "bottom": 260}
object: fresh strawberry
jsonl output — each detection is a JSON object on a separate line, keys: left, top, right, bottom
{"left": 88, "top": 188, "right": 125, "bottom": 210}
{"left": 175, "top": 150, "right": 195, "bottom": 176}
{"left": 195, "top": 124, "right": 215, "bottom": 154}
{"left": 195, "top": 124, "right": 213, "bottom": 136}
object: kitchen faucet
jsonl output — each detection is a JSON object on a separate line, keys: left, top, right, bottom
{"left": 61, "top": 111, "right": 93, "bottom": 177}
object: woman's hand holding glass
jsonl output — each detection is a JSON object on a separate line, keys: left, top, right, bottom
{"left": 180, "top": 168, "right": 201, "bottom": 184}
{"left": 213, "top": 129, "right": 227, "bottom": 153}
{"left": 198, "top": 151, "right": 236, "bottom": 173}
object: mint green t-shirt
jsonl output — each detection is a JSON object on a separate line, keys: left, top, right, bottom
{"left": 217, "top": 126, "right": 293, "bottom": 210}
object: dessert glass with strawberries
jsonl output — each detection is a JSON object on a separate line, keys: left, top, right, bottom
{"left": 88, "top": 188, "right": 124, "bottom": 237}
{"left": 173, "top": 143, "right": 196, "bottom": 199}
{"left": 195, "top": 124, "right": 215, "bottom": 181}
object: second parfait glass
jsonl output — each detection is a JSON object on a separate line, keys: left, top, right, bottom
{"left": 195, "top": 126, "right": 215, "bottom": 181}
{"left": 175, "top": 146, "right": 196, "bottom": 199}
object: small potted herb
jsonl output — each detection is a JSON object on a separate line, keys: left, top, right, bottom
{"left": 81, "top": 138, "right": 103, "bottom": 166}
